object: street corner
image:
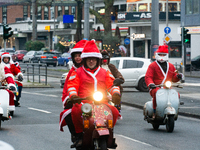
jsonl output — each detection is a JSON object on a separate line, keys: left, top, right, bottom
{"left": 23, "top": 82, "right": 53, "bottom": 88}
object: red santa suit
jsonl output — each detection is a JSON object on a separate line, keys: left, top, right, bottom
{"left": 67, "top": 40, "right": 120, "bottom": 134}
{"left": 145, "top": 45, "right": 180, "bottom": 110}
{"left": 59, "top": 40, "right": 88, "bottom": 132}
{"left": 0, "top": 63, "right": 16, "bottom": 111}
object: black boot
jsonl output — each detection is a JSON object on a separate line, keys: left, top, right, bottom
{"left": 70, "top": 132, "right": 82, "bottom": 148}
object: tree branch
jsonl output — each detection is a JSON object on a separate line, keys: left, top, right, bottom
{"left": 89, "top": 8, "right": 105, "bottom": 25}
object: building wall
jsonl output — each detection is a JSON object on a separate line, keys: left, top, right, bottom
{"left": 7, "top": 5, "right": 24, "bottom": 24}
{"left": 191, "top": 34, "right": 200, "bottom": 58}
{"left": 0, "top": 7, "right": 2, "bottom": 23}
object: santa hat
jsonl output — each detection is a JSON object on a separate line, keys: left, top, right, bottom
{"left": 156, "top": 45, "right": 169, "bottom": 54}
{"left": 1, "top": 52, "right": 14, "bottom": 64}
{"left": 81, "top": 40, "right": 102, "bottom": 59}
{"left": 70, "top": 40, "right": 88, "bottom": 55}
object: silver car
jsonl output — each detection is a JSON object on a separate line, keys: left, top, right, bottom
{"left": 110, "top": 57, "right": 151, "bottom": 92}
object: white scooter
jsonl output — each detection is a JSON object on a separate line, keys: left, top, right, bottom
{"left": 0, "top": 86, "right": 13, "bottom": 129}
{"left": 143, "top": 81, "right": 184, "bottom": 132}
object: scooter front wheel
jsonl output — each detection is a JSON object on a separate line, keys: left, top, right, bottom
{"left": 99, "top": 138, "right": 107, "bottom": 150}
{"left": 166, "top": 115, "right": 174, "bottom": 133}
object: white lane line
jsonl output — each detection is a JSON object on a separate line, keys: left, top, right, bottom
{"left": 22, "top": 91, "right": 58, "bottom": 98}
{"left": 28, "top": 107, "right": 51, "bottom": 114}
{"left": 117, "top": 134, "right": 152, "bottom": 147}
{"left": 183, "top": 83, "right": 200, "bottom": 87}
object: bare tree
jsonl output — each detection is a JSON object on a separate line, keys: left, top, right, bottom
{"left": 90, "top": 0, "right": 114, "bottom": 35}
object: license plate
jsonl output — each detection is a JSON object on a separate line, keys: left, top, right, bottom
{"left": 48, "top": 58, "right": 52, "bottom": 59}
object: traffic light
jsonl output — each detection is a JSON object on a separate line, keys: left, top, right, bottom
{"left": 3, "top": 25, "right": 13, "bottom": 40}
{"left": 183, "top": 27, "right": 190, "bottom": 43}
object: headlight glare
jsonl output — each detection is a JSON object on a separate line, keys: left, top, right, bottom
{"left": 165, "top": 81, "right": 172, "bottom": 88}
{"left": 93, "top": 91, "right": 103, "bottom": 101}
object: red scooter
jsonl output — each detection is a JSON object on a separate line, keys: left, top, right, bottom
{"left": 73, "top": 79, "right": 123, "bottom": 150}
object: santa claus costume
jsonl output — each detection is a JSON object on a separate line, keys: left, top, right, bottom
{"left": 0, "top": 62, "right": 16, "bottom": 113}
{"left": 145, "top": 45, "right": 182, "bottom": 118}
{"left": 67, "top": 40, "right": 120, "bottom": 137}
{"left": 1, "top": 52, "right": 23, "bottom": 106}
{"left": 59, "top": 40, "right": 88, "bottom": 132}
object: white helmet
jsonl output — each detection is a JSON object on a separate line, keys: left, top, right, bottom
{"left": 155, "top": 45, "right": 169, "bottom": 63}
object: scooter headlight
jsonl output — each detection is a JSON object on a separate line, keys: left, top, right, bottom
{"left": 93, "top": 91, "right": 103, "bottom": 102}
{"left": 165, "top": 81, "right": 172, "bottom": 88}
{"left": 81, "top": 103, "right": 92, "bottom": 114}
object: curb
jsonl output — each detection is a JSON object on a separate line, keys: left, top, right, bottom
{"left": 23, "top": 83, "right": 53, "bottom": 88}
{"left": 121, "top": 102, "right": 200, "bottom": 120}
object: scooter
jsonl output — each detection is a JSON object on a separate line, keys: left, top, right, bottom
{"left": 0, "top": 86, "right": 13, "bottom": 129}
{"left": 143, "top": 81, "right": 184, "bottom": 132}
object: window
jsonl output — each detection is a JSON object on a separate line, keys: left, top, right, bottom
{"left": 138, "top": 3, "right": 148, "bottom": 12}
{"left": 23, "top": 6, "right": 28, "bottom": 20}
{"left": 71, "top": 6, "right": 76, "bottom": 18}
{"left": 2, "top": 6, "right": 7, "bottom": 24}
{"left": 37, "top": 6, "right": 42, "bottom": 20}
{"left": 65, "top": 6, "right": 69, "bottom": 15}
{"left": 168, "top": 42, "right": 182, "bottom": 58}
{"left": 127, "top": 4, "right": 136, "bottom": 12}
{"left": 166, "top": 3, "right": 177, "bottom": 12}
{"left": 44, "top": 6, "right": 49, "bottom": 20}
{"left": 30, "top": 6, "right": 32, "bottom": 19}
{"left": 123, "top": 60, "right": 144, "bottom": 69}
{"left": 58, "top": 6, "right": 62, "bottom": 16}
{"left": 150, "top": 3, "right": 163, "bottom": 12}
{"left": 110, "top": 60, "right": 120, "bottom": 69}
{"left": 186, "top": 0, "right": 199, "bottom": 14}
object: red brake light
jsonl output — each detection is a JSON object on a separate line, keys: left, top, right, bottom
{"left": 53, "top": 56, "right": 57, "bottom": 59}
{"left": 41, "top": 56, "right": 47, "bottom": 58}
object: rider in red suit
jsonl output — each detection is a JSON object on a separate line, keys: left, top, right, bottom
{"left": 145, "top": 45, "right": 183, "bottom": 119}
{"left": 0, "top": 56, "right": 17, "bottom": 115}
{"left": 1, "top": 52, "right": 23, "bottom": 107}
{"left": 67, "top": 40, "right": 121, "bottom": 148}
{"left": 59, "top": 40, "right": 88, "bottom": 136}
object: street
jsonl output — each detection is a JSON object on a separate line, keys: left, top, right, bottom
{"left": 0, "top": 74, "right": 200, "bottom": 150}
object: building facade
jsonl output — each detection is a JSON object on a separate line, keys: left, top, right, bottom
{"left": 92, "top": 0, "right": 182, "bottom": 64}
{"left": 181, "top": 0, "right": 200, "bottom": 59}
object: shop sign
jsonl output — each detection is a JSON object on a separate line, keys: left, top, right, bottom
{"left": 117, "top": 12, "right": 126, "bottom": 21}
{"left": 131, "top": 33, "right": 145, "bottom": 40}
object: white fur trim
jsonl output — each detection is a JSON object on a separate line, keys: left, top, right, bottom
{"left": 8, "top": 83, "right": 16, "bottom": 89}
{"left": 70, "top": 48, "right": 83, "bottom": 54}
{"left": 5, "top": 73, "right": 14, "bottom": 79}
{"left": 1, "top": 54, "right": 14, "bottom": 64}
{"left": 59, "top": 109, "right": 72, "bottom": 131}
{"left": 9, "top": 106, "right": 15, "bottom": 111}
{"left": 81, "top": 53, "right": 102, "bottom": 59}
{"left": 16, "top": 72, "right": 23, "bottom": 78}
{"left": 63, "top": 96, "right": 69, "bottom": 108}
{"left": 0, "top": 64, "right": 5, "bottom": 81}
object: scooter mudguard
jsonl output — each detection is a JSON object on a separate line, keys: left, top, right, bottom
{"left": 164, "top": 107, "right": 176, "bottom": 115}
{"left": 93, "top": 128, "right": 110, "bottom": 138}
{"left": 0, "top": 90, "right": 9, "bottom": 118}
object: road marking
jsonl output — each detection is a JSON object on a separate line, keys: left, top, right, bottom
{"left": 181, "top": 93, "right": 200, "bottom": 99}
{"left": 117, "top": 134, "right": 152, "bottom": 147}
{"left": 183, "top": 83, "right": 200, "bottom": 87}
{"left": 28, "top": 107, "right": 51, "bottom": 114}
{"left": 22, "top": 91, "right": 59, "bottom": 98}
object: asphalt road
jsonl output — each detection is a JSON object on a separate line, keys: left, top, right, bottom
{"left": 1, "top": 78, "right": 200, "bottom": 150}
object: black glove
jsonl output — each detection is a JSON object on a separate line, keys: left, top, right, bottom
{"left": 149, "top": 84, "right": 156, "bottom": 89}
{"left": 70, "top": 95, "right": 81, "bottom": 104}
{"left": 177, "top": 74, "right": 182, "bottom": 80}
{"left": 64, "top": 99, "right": 73, "bottom": 109}
{"left": 18, "top": 75, "right": 23, "bottom": 81}
{"left": 9, "top": 86, "right": 16, "bottom": 91}
{"left": 112, "top": 93, "right": 121, "bottom": 105}
{"left": 113, "top": 78, "right": 124, "bottom": 86}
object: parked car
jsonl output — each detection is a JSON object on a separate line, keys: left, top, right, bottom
{"left": 51, "top": 51, "right": 62, "bottom": 58}
{"left": 12, "top": 50, "right": 27, "bottom": 61}
{"left": 57, "top": 52, "right": 71, "bottom": 66}
{"left": 186, "top": 55, "right": 200, "bottom": 71}
{"left": 60, "top": 72, "right": 68, "bottom": 88}
{"left": 110, "top": 57, "right": 151, "bottom": 92}
{"left": 0, "top": 48, "right": 15, "bottom": 56}
{"left": 31, "top": 51, "right": 57, "bottom": 67}
{"left": 22, "top": 50, "right": 37, "bottom": 63}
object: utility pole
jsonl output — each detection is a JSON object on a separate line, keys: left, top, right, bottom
{"left": 52, "top": 0, "right": 56, "bottom": 50}
{"left": 32, "top": 0, "right": 37, "bottom": 41}
{"left": 84, "top": 0, "right": 89, "bottom": 40}
{"left": 151, "top": 0, "right": 159, "bottom": 60}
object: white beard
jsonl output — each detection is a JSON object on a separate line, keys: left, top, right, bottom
{"left": 101, "top": 64, "right": 111, "bottom": 72}
{"left": 0, "top": 63, "right": 5, "bottom": 81}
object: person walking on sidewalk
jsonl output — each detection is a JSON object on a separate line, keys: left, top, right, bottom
{"left": 145, "top": 45, "right": 183, "bottom": 119}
